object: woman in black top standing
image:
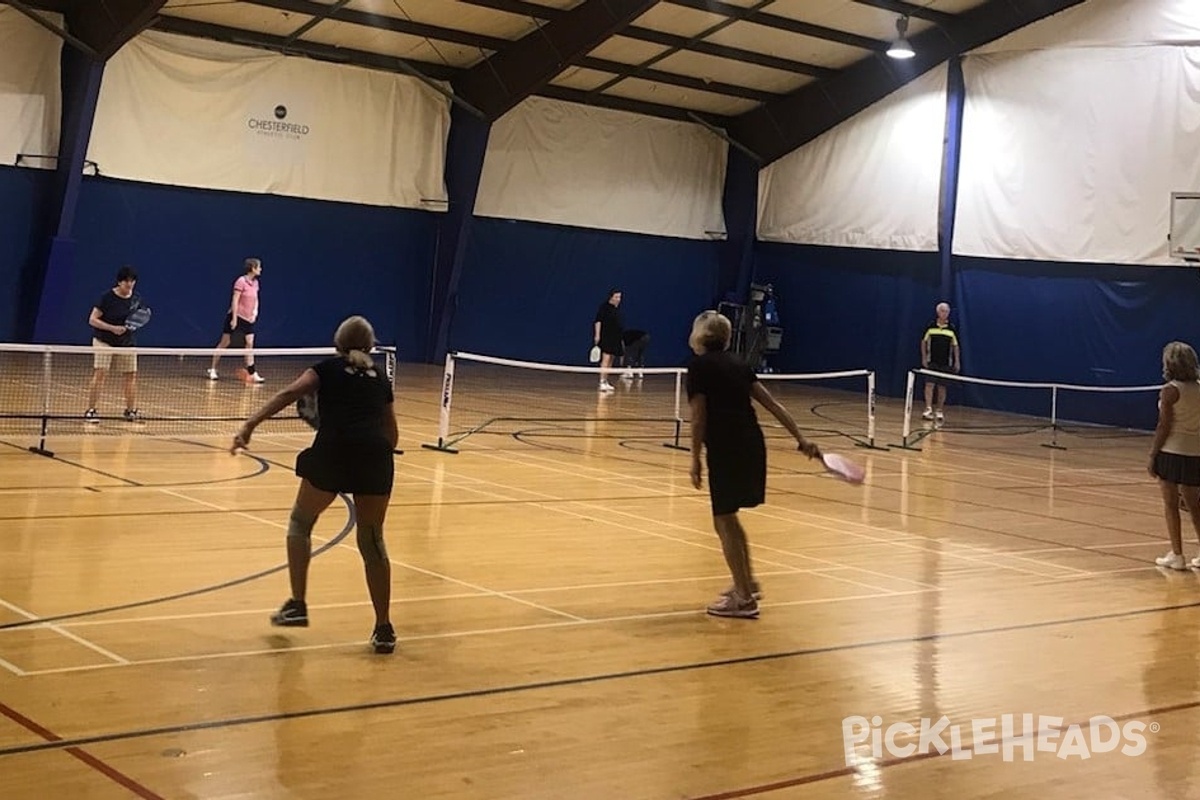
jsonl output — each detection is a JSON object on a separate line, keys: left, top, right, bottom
{"left": 593, "top": 289, "right": 624, "bottom": 392}
{"left": 686, "top": 310, "right": 821, "bottom": 619}
{"left": 232, "top": 316, "right": 400, "bottom": 653}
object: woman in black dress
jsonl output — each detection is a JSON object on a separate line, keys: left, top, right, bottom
{"left": 232, "top": 315, "right": 400, "bottom": 653}
{"left": 686, "top": 311, "right": 822, "bottom": 618}
{"left": 593, "top": 289, "right": 624, "bottom": 392}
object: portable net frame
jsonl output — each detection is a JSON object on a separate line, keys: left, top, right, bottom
{"left": 0, "top": 343, "right": 397, "bottom": 456}
{"left": 899, "top": 367, "right": 1162, "bottom": 450}
{"left": 421, "top": 351, "right": 878, "bottom": 453}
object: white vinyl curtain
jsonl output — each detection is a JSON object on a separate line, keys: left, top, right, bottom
{"left": 954, "top": 0, "right": 1200, "bottom": 265}
{"left": 88, "top": 31, "right": 450, "bottom": 209}
{"left": 757, "top": 65, "right": 948, "bottom": 252}
{"left": 0, "top": 7, "right": 62, "bottom": 167}
{"left": 474, "top": 96, "right": 727, "bottom": 240}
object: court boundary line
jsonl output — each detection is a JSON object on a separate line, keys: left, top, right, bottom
{"left": 2, "top": 596, "right": 1199, "bottom": 758}
{"left": 0, "top": 699, "right": 164, "bottom": 799}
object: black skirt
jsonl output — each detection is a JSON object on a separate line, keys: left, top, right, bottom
{"left": 705, "top": 429, "right": 767, "bottom": 516}
{"left": 1153, "top": 451, "right": 1200, "bottom": 487}
{"left": 296, "top": 437, "right": 395, "bottom": 495}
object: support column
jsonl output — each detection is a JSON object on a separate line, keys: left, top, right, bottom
{"left": 937, "top": 56, "right": 966, "bottom": 302}
{"left": 716, "top": 146, "right": 759, "bottom": 305}
{"left": 25, "top": 44, "right": 105, "bottom": 342}
{"left": 428, "top": 104, "right": 491, "bottom": 362}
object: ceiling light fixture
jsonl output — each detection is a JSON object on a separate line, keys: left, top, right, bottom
{"left": 887, "top": 15, "right": 915, "bottom": 60}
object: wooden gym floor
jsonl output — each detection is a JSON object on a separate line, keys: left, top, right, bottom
{"left": 1, "top": 362, "right": 1198, "bottom": 799}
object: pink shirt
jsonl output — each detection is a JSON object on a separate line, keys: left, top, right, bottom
{"left": 234, "top": 275, "right": 259, "bottom": 323}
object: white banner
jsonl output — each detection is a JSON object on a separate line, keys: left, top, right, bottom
{"left": 954, "top": 46, "right": 1200, "bottom": 265}
{"left": 88, "top": 31, "right": 449, "bottom": 209}
{"left": 757, "top": 66, "right": 947, "bottom": 251}
{"left": 0, "top": 7, "right": 62, "bottom": 167}
{"left": 474, "top": 95, "right": 727, "bottom": 240}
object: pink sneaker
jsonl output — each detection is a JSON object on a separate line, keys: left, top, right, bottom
{"left": 706, "top": 593, "right": 759, "bottom": 619}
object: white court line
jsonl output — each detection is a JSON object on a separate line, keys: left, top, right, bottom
{"left": 462, "top": 450, "right": 977, "bottom": 587}
{"left": 46, "top": 568, "right": 834, "bottom": 630}
{"left": 0, "top": 598, "right": 128, "bottom": 665}
{"left": 19, "top": 587, "right": 936, "bottom": 676}
{"left": 41, "top": 592, "right": 491, "bottom": 629}
{"left": 0, "top": 656, "right": 26, "bottom": 676}
{"left": 157, "top": 488, "right": 587, "bottom": 623}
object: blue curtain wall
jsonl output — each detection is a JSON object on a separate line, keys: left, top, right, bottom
{"left": 449, "top": 217, "right": 723, "bottom": 367}
{"left": 752, "top": 242, "right": 942, "bottom": 397}
{"left": 0, "top": 166, "right": 56, "bottom": 341}
{"left": 44, "top": 176, "right": 437, "bottom": 357}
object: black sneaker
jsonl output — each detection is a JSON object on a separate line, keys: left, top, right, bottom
{"left": 371, "top": 623, "right": 396, "bottom": 654}
{"left": 123, "top": 408, "right": 141, "bottom": 422}
{"left": 84, "top": 409, "right": 99, "bottom": 424}
{"left": 270, "top": 599, "right": 308, "bottom": 627}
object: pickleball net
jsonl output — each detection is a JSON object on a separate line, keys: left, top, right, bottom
{"left": 0, "top": 343, "right": 397, "bottom": 454}
{"left": 421, "top": 351, "right": 878, "bottom": 453}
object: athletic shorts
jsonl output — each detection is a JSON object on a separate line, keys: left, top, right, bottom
{"left": 92, "top": 338, "right": 137, "bottom": 373}
{"left": 1153, "top": 451, "right": 1200, "bottom": 486}
{"left": 924, "top": 364, "right": 953, "bottom": 385}
{"left": 296, "top": 438, "right": 394, "bottom": 495}
{"left": 223, "top": 313, "right": 256, "bottom": 336}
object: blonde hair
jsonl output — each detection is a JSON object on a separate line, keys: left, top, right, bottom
{"left": 334, "top": 315, "right": 376, "bottom": 370}
{"left": 1163, "top": 341, "right": 1200, "bottom": 382}
{"left": 688, "top": 310, "right": 732, "bottom": 355}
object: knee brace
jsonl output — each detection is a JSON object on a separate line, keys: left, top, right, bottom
{"left": 356, "top": 522, "right": 388, "bottom": 564}
{"left": 287, "top": 507, "right": 317, "bottom": 541}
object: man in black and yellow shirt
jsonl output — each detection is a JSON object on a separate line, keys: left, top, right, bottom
{"left": 921, "top": 302, "right": 960, "bottom": 423}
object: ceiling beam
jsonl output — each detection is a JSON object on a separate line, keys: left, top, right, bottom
{"left": 244, "top": 0, "right": 509, "bottom": 51}
{"left": 451, "top": 0, "right": 835, "bottom": 79}
{"left": 538, "top": 83, "right": 731, "bottom": 127}
{"left": 726, "top": 0, "right": 1087, "bottom": 164}
{"left": 666, "top": 0, "right": 886, "bottom": 52}
{"left": 57, "top": 0, "right": 167, "bottom": 60}
{"left": 3, "top": 0, "right": 96, "bottom": 56}
{"left": 577, "top": 56, "right": 781, "bottom": 103}
{"left": 152, "top": 15, "right": 460, "bottom": 81}
{"left": 621, "top": 26, "right": 832, "bottom": 79}
{"left": 452, "top": 0, "right": 661, "bottom": 121}
{"left": 852, "top": 0, "right": 956, "bottom": 27}
{"left": 455, "top": 0, "right": 832, "bottom": 78}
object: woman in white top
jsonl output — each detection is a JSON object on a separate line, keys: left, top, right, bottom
{"left": 1150, "top": 341, "right": 1200, "bottom": 570}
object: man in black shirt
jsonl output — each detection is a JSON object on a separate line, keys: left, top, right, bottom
{"left": 921, "top": 302, "right": 961, "bottom": 424}
{"left": 85, "top": 265, "right": 143, "bottom": 423}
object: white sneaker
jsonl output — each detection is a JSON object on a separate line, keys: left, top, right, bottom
{"left": 635, "top": 370, "right": 644, "bottom": 379}
{"left": 1156, "top": 551, "right": 1186, "bottom": 570}
{"left": 1190, "top": 556, "right": 1200, "bottom": 569}
{"left": 921, "top": 408, "right": 934, "bottom": 421}
{"left": 598, "top": 381, "right": 615, "bottom": 392}
{"left": 935, "top": 410, "right": 945, "bottom": 422}
{"left": 250, "top": 372, "right": 265, "bottom": 383}
{"left": 205, "top": 368, "right": 219, "bottom": 381}
{"left": 621, "top": 370, "right": 633, "bottom": 381}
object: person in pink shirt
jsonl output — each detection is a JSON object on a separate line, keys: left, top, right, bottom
{"left": 207, "top": 258, "right": 264, "bottom": 383}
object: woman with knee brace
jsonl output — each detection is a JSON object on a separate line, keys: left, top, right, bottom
{"left": 232, "top": 315, "right": 399, "bottom": 653}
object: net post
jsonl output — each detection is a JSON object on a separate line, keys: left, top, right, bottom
{"left": 857, "top": 370, "right": 887, "bottom": 450}
{"left": 379, "top": 346, "right": 403, "bottom": 455}
{"left": 28, "top": 349, "right": 55, "bottom": 457}
{"left": 1041, "top": 384, "right": 1067, "bottom": 450}
{"left": 421, "top": 351, "right": 459, "bottom": 454}
{"left": 663, "top": 368, "right": 689, "bottom": 450}
{"left": 894, "top": 369, "right": 925, "bottom": 450}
